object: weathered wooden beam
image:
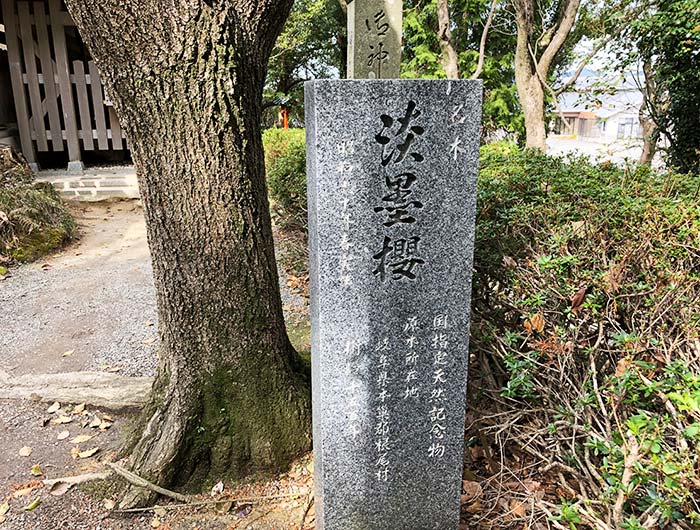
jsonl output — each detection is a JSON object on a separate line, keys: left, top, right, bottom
{"left": 88, "top": 61, "right": 109, "bottom": 150}
{"left": 0, "top": 0, "right": 36, "bottom": 164}
{"left": 48, "top": 0, "right": 82, "bottom": 168}
{"left": 73, "top": 60, "right": 94, "bottom": 150}
{"left": 33, "top": 1, "right": 64, "bottom": 151}
{"left": 17, "top": 1, "right": 48, "bottom": 151}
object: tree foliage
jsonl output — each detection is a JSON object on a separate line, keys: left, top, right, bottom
{"left": 630, "top": 0, "right": 700, "bottom": 173}
{"left": 264, "top": 0, "right": 344, "bottom": 126}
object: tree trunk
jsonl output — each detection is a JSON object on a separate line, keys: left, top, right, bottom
{"left": 512, "top": 0, "right": 581, "bottom": 151}
{"left": 513, "top": 2, "right": 547, "bottom": 151}
{"left": 639, "top": 110, "right": 658, "bottom": 166}
{"left": 437, "top": 0, "right": 460, "bottom": 79}
{"left": 517, "top": 73, "right": 548, "bottom": 150}
{"left": 639, "top": 59, "right": 660, "bottom": 166}
{"left": 64, "top": 0, "right": 311, "bottom": 508}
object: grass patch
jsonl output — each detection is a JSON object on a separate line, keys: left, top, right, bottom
{"left": 1, "top": 150, "right": 76, "bottom": 264}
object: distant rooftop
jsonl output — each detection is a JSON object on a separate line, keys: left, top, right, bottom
{"left": 558, "top": 67, "right": 644, "bottom": 116}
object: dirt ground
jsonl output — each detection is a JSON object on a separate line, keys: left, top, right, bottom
{"left": 0, "top": 201, "right": 312, "bottom": 529}
{"left": 0, "top": 201, "right": 159, "bottom": 378}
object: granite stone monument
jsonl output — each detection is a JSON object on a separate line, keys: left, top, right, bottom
{"left": 306, "top": 79, "right": 482, "bottom": 529}
{"left": 347, "top": 0, "right": 402, "bottom": 79}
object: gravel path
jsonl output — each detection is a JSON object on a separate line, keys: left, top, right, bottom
{"left": 0, "top": 201, "right": 308, "bottom": 379}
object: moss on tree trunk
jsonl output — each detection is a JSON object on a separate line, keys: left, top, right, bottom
{"left": 64, "top": 0, "right": 310, "bottom": 507}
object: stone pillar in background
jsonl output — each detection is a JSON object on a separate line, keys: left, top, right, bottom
{"left": 347, "top": 0, "right": 402, "bottom": 79}
{"left": 306, "top": 79, "right": 482, "bottom": 530}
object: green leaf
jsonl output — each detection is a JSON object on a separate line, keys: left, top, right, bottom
{"left": 23, "top": 497, "right": 41, "bottom": 511}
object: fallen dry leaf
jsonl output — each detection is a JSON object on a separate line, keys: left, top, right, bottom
{"left": 52, "top": 415, "right": 73, "bottom": 425}
{"left": 509, "top": 499, "right": 528, "bottom": 518}
{"left": 145, "top": 320, "right": 154, "bottom": 327}
{"left": 57, "top": 430, "right": 70, "bottom": 440}
{"left": 0, "top": 503, "right": 8, "bottom": 516}
{"left": 570, "top": 220, "right": 586, "bottom": 233}
{"left": 19, "top": 446, "right": 32, "bottom": 457}
{"left": 103, "top": 499, "right": 115, "bottom": 510}
{"left": 89, "top": 416, "right": 101, "bottom": 428}
{"left": 153, "top": 507, "right": 167, "bottom": 517}
{"left": 99, "top": 421, "right": 113, "bottom": 430}
{"left": 142, "top": 338, "right": 156, "bottom": 345}
{"left": 236, "top": 503, "right": 253, "bottom": 517}
{"left": 151, "top": 517, "right": 161, "bottom": 528}
{"left": 69, "top": 434, "right": 94, "bottom": 445}
{"left": 30, "top": 465, "right": 43, "bottom": 477}
{"left": 12, "top": 481, "right": 41, "bottom": 498}
{"left": 210, "top": 481, "right": 224, "bottom": 497}
{"left": 78, "top": 447, "right": 99, "bottom": 459}
{"left": 47, "top": 402, "right": 61, "bottom": 414}
{"left": 13, "top": 487, "right": 34, "bottom": 498}
{"left": 216, "top": 500, "right": 233, "bottom": 514}
{"left": 571, "top": 286, "right": 588, "bottom": 314}
{"left": 461, "top": 480, "right": 482, "bottom": 501}
{"left": 102, "top": 414, "right": 114, "bottom": 422}
{"left": 523, "top": 314, "right": 545, "bottom": 334}
{"left": 62, "top": 350, "right": 74, "bottom": 357}
{"left": 48, "top": 481, "right": 72, "bottom": 496}
{"left": 73, "top": 403, "right": 85, "bottom": 414}
{"left": 616, "top": 357, "right": 632, "bottom": 377}
{"left": 49, "top": 481, "right": 73, "bottom": 497}
{"left": 70, "top": 447, "right": 80, "bottom": 460}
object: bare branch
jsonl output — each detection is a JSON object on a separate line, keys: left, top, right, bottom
{"left": 470, "top": 0, "right": 499, "bottom": 80}
{"left": 537, "top": 0, "right": 582, "bottom": 74}
{"left": 554, "top": 36, "right": 613, "bottom": 96}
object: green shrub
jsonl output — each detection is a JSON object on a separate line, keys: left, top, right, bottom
{"left": 471, "top": 143, "right": 700, "bottom": 528}
{"left": 0, "top": 181, "right": 76, "bottom": 263}
{"left": 263, "top": 128, "right": 307, "bottom": 228}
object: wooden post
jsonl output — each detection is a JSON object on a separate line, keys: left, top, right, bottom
{"left": 33, "top": 1, "right": 64, "bottom": 152}
{"left": 17, "top": 1, "right": 48, "bottom": 152}
{"left": 48, "top": 0, "right": 82, "bottom": 172}
{"left": 1, "top": 0, "right": 37, "bottom": 167}
{"left": 347, "top": 0, "right": 402, "bottom": 79}
{"left": 88, "top": 61, "right": 109, "bottom": 150}
{"left": 73, "top": 61, "right": 95, "bottom": 150}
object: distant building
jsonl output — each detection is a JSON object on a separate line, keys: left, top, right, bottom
{"left": 552, "top": 69, "right": 643, "bottom": 141}
{"left": 546, "top": 68, "right": 663, "bottom": 164}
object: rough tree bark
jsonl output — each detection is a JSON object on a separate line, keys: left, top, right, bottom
{"left": 512, "top": 0, "right": 581, "bottom": 150}
{"left": 437, "top": 0, "right": 460, "bottom": 79}
{"left": 64, "top": 0, "right": 311, "bottom": 508}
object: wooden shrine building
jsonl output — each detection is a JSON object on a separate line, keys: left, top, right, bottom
{"left": 0, "top": 0, "right": 129, "bottom": 172}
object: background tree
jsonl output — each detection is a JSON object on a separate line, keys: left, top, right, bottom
{"left": 264, "top": 0, "right": 344, "bottom": 127}
{"left": 403, "top": 0, "right": 523, "bottom": 140}
{"left": 632, "top": 0, "right": 700, "bottom": 172}
{"left": 64, "top": 0, "right": 312, "bottom": 508}
{"left": 512, "top": 0, "right": 582, "bottom": 150}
